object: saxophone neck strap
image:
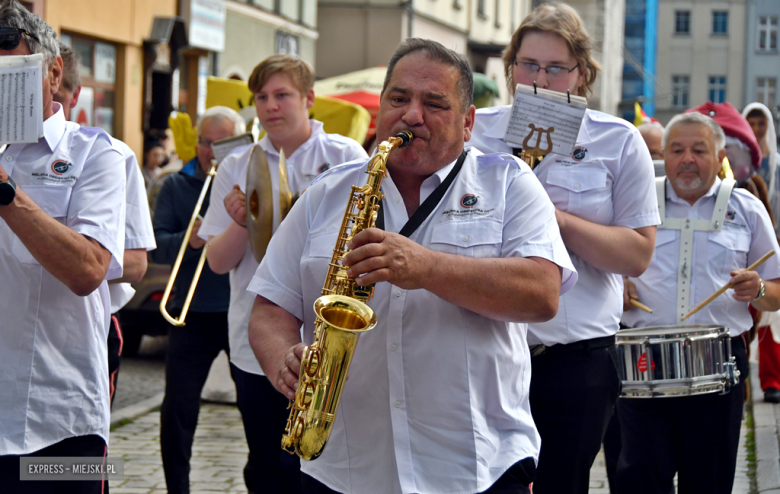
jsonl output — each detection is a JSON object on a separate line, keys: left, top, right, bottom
{"left": 376, "top": 149, "right": 468, "bottom": 238}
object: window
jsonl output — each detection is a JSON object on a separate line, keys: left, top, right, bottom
{"left": 757, "top": 77, "right": 777, "bottom": 109}
{"left": 495, "top": 0, "right": 502, "bottom": 28}
{"left": 759, "top": 16, "right": 779, "bottom": 52}
{"left": 708, "top": 76, "right": 727, "bottom": 103}
{"left": 477, "top": 0, "right": 486, "bottom": 18}
{"left": 675, "top": 11, "right": 690, "bottom": 34}
{"left": 712, "top": 11, "right": 728, "bottom": 34}
{"left": 672, "top": 76, "right": 690, "bottom": 108}
{"left": 276, "top": 32, "right": 299, "bottom": 57}
{"left": 60, "top": 33, "right": 117, "bottom": 136}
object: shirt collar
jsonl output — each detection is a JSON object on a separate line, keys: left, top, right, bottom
{"left": 482, "top": 105, "right": 512, "bottom": 139}
{"left": 666, "top": 176, "right": 722, "bottom": 206}
{"left": 422, "top": 151, "right": 461, "bottom": 188}
{"left": 42, "top": 102, "right": 67, "bottom": 151}
{"left": 259, "top": 119, "right": 324, "bottom": 156}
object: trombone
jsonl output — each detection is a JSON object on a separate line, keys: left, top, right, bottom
{"left": 159, "top": 133, "right": 254, "bottom": 326}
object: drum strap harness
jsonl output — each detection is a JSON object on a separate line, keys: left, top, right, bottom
{"left": 655, "top": 177, "right": 736, "bottom": 324}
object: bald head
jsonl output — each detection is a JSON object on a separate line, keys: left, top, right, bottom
{"left": 638, "top": 123, "right": 664, "bottom": 160}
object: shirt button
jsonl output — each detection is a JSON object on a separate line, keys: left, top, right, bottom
{"left": 394, "top": 196, "right": 401, "bottom": 204}
{"left": 5, "top": 155, "right": 11, "bottom": 161}
{"left": 390, "top": 344, "right": 397, "bottom": 351}
{"left": 462, "top": 235, "right": 469, "bottom": 242}
{"left": 394, "top": 401, "right": 401, "bottom": 408}
{"left": 574, "top": 183, "right": 580, "bottom": 189}
{"left": 395, "top": 290, "right": 402, "bottom": 297}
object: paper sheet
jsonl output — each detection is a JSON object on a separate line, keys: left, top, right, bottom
{"left": 211, "top": 133, "right": 254, "bottom": 164}
{"left": 0, "top": 53, "right": 43, "bottom": 145}
{"left": 504, "top": 83, "right": 587, "bottom": 157}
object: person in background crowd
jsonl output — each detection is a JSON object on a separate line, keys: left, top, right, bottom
{"left": 744, "top": 102, "right": 780, "bottom": 403}
{"left": 248, "top": 37, "right": 576, "bottom": 494}
{"left": 468, "top": 4, "right": 658, "bottom": 493}
{"left": 638, "top": 122, "right": 664, "bottom": 161}
{"left": 199, "top": 54, "right": 367, "bottom": 493}
{"left": 0, "top": 1, "right": 126, "bottom": 492}
{"left": 618, "top": 111, "right": 780, "bottom": 494}
{"left": 143, "top": 138, "right": 167, "bottom": 189}
{"left": 151, "top": 106, "right": 244, "bottom": 494}
{"left": 53, "top": 41, "right": 156, "bottom": 408}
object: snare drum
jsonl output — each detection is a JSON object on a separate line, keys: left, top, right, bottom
{"left": 615, "top": 325, "right": 740, "bottom": 398}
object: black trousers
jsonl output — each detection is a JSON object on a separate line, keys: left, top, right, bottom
{"left": 614, "top": 336, "right": 748, "bottom": 494}
{"left": 107, "top": 313, "right": 123, "bottom": 409}
{"left": 0, "top": 435, "right": 107, "bottom": 494}
{"left": 529, "top": 342, "right": 622, "bottom": 494}
{"left": 159, "top": 311, "right": 231, "bottom": 494}
{"left": 231, "top": 363, "right": 303, "bottom": 494}
{"left": 301, "top": 457, "right": 535, "bottom": 494}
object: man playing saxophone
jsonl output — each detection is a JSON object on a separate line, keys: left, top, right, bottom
{"left": 247, "top": 39, "right": 577, "bottom": 494}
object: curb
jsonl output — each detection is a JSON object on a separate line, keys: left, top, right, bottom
{"left": 110, "top": 392, "right": 165, "bottom": 428}
{"left": 752, "top": 361, "right": 780, "bottom": 493}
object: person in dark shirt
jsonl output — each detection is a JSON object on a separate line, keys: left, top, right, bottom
{"left": 151, "top": 106, "right": 245, "bottom": 494}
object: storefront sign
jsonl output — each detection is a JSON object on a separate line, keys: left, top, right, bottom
{"left": 189, "top": 0, "right": 226, "bottom": 52}
{"left": 71, "top": 87, "right": 94, "bottom": 126}
{"left": 94, "top": 42, "right": 116, "bottom": 84}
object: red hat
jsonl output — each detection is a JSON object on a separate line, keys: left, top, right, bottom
{"left": 686, "top": 101, "right": 761, "bottom": 171}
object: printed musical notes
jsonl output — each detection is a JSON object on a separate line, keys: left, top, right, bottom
{"left": 0, "top": 54, "right": 44, "bottom": 145}
{"left": 504, "top": 83, "right": 587, "bottom": 158}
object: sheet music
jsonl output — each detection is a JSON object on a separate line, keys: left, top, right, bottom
{"left": 0, "top": 54, "right": 43, "bottom": 145}
{"left": 504, "top": 83, "right": 587, "bottom": 157}
{"left": 211, "top": 133, "right": 254, "bottom": 164}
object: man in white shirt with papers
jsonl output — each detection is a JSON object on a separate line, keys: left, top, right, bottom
{"left": 54, "top": 41, "right": 156, "bottom": 406}
{"left": 0, "top": 1, "right": 126, "bottom": 492}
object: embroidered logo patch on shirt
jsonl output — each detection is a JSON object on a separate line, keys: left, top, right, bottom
{"left": 726, "top": 210, "right": 736, "bottom": 221}
{"left": 460, "top": 194, "right": 478, "bottom": 208}
{"left": 318, "top": 163, "right": 330, "bottom": 174}
{"left": 572, "top": 147, "right": 588, "bottom": 161}
{"left": 51, "top": 160, "right": 72, "bottom": 175}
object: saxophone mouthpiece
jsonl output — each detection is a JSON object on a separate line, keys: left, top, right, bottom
{"left": 395, "top": 131, "right": 414, "bottom": 148}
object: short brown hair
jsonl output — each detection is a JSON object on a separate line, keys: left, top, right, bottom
{"left": 502, "top": 2, "right": 601, "bottom": 97}
{"left": 247, "top": 54, "right": 315, "bottom": 96}
{"left": 58, "top": 41, "right": 80, "bottom": 93}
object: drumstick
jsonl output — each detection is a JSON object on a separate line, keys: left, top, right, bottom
{"left": 682, "top": 250, "right": 776, "bottom": 321}
{"left": 629, "top": 298, "right": 653, "bottom": 313}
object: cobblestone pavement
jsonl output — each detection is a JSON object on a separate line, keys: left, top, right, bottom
{"left": 113, "top": 336, "right": 168, "bottom": 411}
{"left": 108, "top": 400, "right": 751, "bottom": 493}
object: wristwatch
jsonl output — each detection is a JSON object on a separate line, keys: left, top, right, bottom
{"left": 754, "top": 279, "right": 767, "bottom": 302}
{"left": 0, "top": 176, "right": 16, "bottom": 206}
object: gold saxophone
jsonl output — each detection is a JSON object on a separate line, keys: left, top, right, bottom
{"left": 281, "top": 130, "right": 414, "bottom": 461}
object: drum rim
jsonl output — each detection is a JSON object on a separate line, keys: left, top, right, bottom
{"left": 616, "top": 324, "right": 726, "bottom": 337}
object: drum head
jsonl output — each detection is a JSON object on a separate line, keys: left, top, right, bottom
{"left": 617, "top": 324, "right": 725, "bottom": 339}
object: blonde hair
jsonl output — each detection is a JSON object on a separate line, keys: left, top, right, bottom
{"left": 502, "top": 2, "right": 601, "bottom": 97}
{"left": 247, "top": 54, "right": 315, "bottom": 96}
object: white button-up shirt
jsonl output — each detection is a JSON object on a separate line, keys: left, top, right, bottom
{"left": 623, "top": 179, "right": 780, "bottom": 335}
{"left": 108, "top": 138, "right": 156, "bottom": 313}
{"left": 0, "top": 104, "right": 126, "bottom": 454}
{"left": 199, "top": 120, "right": 367, "bottom": 375}
{"left": 469, "top": 106, "right": 659, "bottom": 346}
{"left": 248, "top": 149, "right": 576, "bottom": 493}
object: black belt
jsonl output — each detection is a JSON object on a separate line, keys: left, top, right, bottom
{"left": 530, "top": 334, "right": 616, "bottom": 358}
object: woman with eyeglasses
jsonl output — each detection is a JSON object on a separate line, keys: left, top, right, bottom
{"left": 468, "top": 4, "right": 658, "bottom": 493}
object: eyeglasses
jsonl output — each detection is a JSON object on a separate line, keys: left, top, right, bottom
{"left": 197, "top": 138, "right": 215, "bottom": 149}
{"left": 0, "top": 27, "right": 40, "bottom": 51}
{"left": 513, "top": 60, "right": 579, "bottom": 79}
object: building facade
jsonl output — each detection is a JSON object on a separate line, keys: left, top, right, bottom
{"left": 316, "top": 0, "right": 529, "bottom": 107}
{"left": 620, "top": 0, "right": 658, "bottom": 121}
{"left": 654, "top": 0, "right": 746, "bottom": 124}
{"left": 744, "top": 0, "right": 780, "bottom": 141}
